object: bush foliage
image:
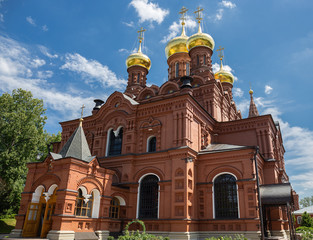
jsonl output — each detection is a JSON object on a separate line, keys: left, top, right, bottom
{"left": 296, "top": 226, "right": 313, "bottom": 240}
{"left": 205, "top": 234, "right": 247, "bottom": 240}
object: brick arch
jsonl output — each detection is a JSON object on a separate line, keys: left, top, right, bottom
{"left": 175, "top": 168, "right": 184, "bottom": 177}
{"left": 77, "top": 176, "right": 103, "bottom": 195}
{"left": 103, "top": 113, "right": 127, "bottom": 132}
{"left": 192, "top": 76, "right": 205, "bottom": 87}
{"left": 111, "top": 192, "right": 128, "bottom": 206}
{"left": 206, "top": 165, "right": 243, "bottom": 182}
{"left": 31, "top": 173, "right": 61, "bottom": 192}
{"left": 137, "top": 87, "right": 156, "bottom": 101}
{"left": 159, "top": 81, "right": 180, "bottom": 95}
{"left": 133, "top": 167, "right": 164, "bottom": 182}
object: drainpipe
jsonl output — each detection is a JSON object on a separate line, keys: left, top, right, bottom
{"left": 254, "top": 146, "right": 265, "bottom": 240}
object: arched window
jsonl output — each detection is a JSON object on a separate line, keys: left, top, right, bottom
{"left": 203, "top": 55, "right": 206, "bottom": 65}
{"left": 108, "top": 127, "right": 123, "bottom": 156}
{"left": 197, "top": 55, "right": 200, "bottom": 66}
{"left": 186, "top": 62, "right": 190, "bottom": 76}
{"left": 75, "top": 189, "right": 93, "bottom": 217}
{"left": 109, "top": 197, "right": 120, "bottom": 219}
{"left": 147, "top": 136, "right": 156, "bottom": 152}
{"left": 175, "top": 62, "right": 179, "bottom": 78}
{"left": 214, "top": 174, "right": 238, "bottom": 219}
{"left": 138, "top": 175, "right": 159, "bottom": 219}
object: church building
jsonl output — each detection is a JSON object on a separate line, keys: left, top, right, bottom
{"left": 11, "top": 7, "right": 298, "bottom": 240}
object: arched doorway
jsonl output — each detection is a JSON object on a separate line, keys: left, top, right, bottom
{"left": 22, "top": 185, "right": 58, "bottom": 238}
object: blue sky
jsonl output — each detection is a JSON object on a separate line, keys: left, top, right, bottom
{"left": 0, "top": 0, "right": 312, "bottom": 200}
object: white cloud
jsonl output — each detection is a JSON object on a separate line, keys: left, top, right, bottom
{"left": 0, "top": 35, "right": 99, "bottom": 118}
{"left": 26, "top": 16, "right": 36, "bottom": 26}
{"left": 42, "top": 25, "right": 48, "bottom": 32}
{"left": 129, "top": 0, "right": 169, "bottom": 24}
{"left": 233, "top": 87, "right": 243, "bottom": 98}
{"left": 38, "top": 45, "right": 58, "bottom": 58}
{"left": 60, "top": 53, "right": 127, "bottom": 89}
{"left": 215, "top": 9, "right": 224, "bottom": 21}
{"left": 220, "top": 0, "right": 236, "bottom": 9}
{"left": 118, "top": 48, "right": 129, "bottom": 53}
{"left": 265, "top": 85, "right": 273, "bottom": 94}
{"left": 32, "top": 58, "right": 46, "bottom": 68}
{"left": 122, "top": 21, "right": 134, "bottom": 28}
{"left": 37, "top": 70, "right": 53, "bottom": 79}
{"left": 161, "top": 16, "right": 197, "bottom": 44}
{"left": 212, "top": 62, "right": 238, "bottom": 81}
{"left": 0, "top": 13, "right": 4, "bottom": 22}
{"left": 236, "top": 98, "right": 250, "bottom": 115}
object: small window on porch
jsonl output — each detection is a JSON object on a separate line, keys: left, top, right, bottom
{"left": 109, "top": 197, "right": 120, "bottom": 219}
{"left": 75, "top": 189, "right": 93, "bottom": 217}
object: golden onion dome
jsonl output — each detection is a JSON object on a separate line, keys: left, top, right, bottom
{"left": 186, "top": 24, "right": 215, "bottom": 51}
{"left": 165, "top": 27, "right": 188, "bottom": 59}
{"left": 214, "top": 62, "right": 234, "bottom": 85}
{"left": 126, "top": 47, "right": 151, "bottom": 71}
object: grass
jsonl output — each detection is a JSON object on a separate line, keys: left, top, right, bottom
{"left": 0, "top": 218, "right": 16, "bottom": 234}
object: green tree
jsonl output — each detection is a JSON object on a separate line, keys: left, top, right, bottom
{"left": 300, "top": 196, "right": 313, "bottom": 208}
{"left": 0, "top": 89, "right": 59, "bottom": 216}
{"left": 300, "top": 212, "right": 313, "bottom": 228}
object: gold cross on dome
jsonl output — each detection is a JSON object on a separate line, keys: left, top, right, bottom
{"left": 137, "top": 27, "right": 146, "bottom": 43}
{"left": 179, "top": 6, "right": 188, "bottom": 25}
{"left": 194, "top": 7, "right": 203, "bottom": 23}
{"left": 216, "top": 46, "right": 224, "bottom": 60}
{"left": 80, "top": 104, "right": 85, "bottom": 119}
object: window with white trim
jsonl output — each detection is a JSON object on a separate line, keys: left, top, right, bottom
{"left": 214, "top": 174, "right": 238, "bottom": 219}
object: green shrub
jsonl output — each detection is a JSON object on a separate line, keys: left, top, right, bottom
{"left": 296, "top": 226, "right": 313, "bottom": 240}
{"left": 300, "top": 212, "right": 313, "bottom": 228}
{"left": 108, "top": 236, "right": 115, "bottom": 240}
{"left": 117, "top": 220, "right": 168, "bottom": 240}
{"left": 205, "top": 234, "right": 247, "bottom": 240}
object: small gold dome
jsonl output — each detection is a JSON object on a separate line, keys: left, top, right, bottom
{"left": 186, "top": 26, "right": 215, "bottom": 51}
{"left": 165, "top": 34, "right": 188, "bottom": 59}
{"left": 214, "top": 63, "right": 234, "bottom": 85}
{"left": 249, "top": 89, "right": 253, "bottom": 94}
{"left": 126, "top": 51, "right": 151, "bottom": 71}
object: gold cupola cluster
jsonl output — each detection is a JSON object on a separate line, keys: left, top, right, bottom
{"left": 126, "top": 27, "right": 151, "bottom": 70}
{"left": 214, "top": 46, "right": 234, "bottom": 85}
{"left": 165, "top": 7, "right": 215, "bottom": 59}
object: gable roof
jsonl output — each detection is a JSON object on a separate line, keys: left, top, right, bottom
{"left": 294, "top": 205, "right": 313, "bottom": 214}
{"left": 51, "top": 123, "right": 94, "bottom": 162}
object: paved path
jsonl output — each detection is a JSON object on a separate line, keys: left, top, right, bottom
{"left": 0, "top": 234, "right": 47, "bottom": 240}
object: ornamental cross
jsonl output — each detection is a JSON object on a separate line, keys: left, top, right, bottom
{"left": 216, "top": 46, "right": 224, "bottom": 60}
{"left": 194, "top": 7, "right": 203, "bottom": 23}
{"left": 137, "top": 27, "right": 146, "bottom": 43}
{"left": 179, "top": 6, "right": 188, "bottom": 24}
{"left": 80, "top": 104, "right": 85, "bottom": 119}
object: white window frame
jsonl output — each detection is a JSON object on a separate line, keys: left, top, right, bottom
{"left": 136, "top": 173, "right": 160, "bottom": 219}
{"left": 146, "top": 135, "right": 156, "bottom": 152}
{"left": 105, "top": 126, "right": 123, "bottom": 157}
{"left": 212, "top": 172, "right": 240, "bottom": 219}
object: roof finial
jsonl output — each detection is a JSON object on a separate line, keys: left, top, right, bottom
{"left": 179, "top": 6, "right": 188, "bottom": 36}
{"left": 194, "top": 7, "right": 203, "bottom": 33}
{"left": 79, "top": 104, "right": 85, "bottom": 126}
{"left": 137, "top": 27, "right": 146, "bottom": 53}
{"left": 216, "top": 46, "right": 224, "bottom": 70}
{"left": 248, "top": 87, "right": 259, "bottom": 118}
{"left": 249, "top": 82, "right": 253, "bottom": 94}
